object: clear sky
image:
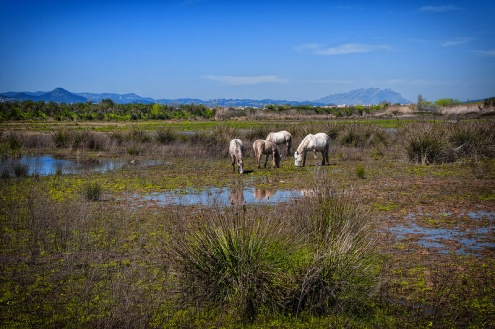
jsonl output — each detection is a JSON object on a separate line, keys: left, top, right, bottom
{"left": 1, "top": 0, "right": 494, "bottom": 102}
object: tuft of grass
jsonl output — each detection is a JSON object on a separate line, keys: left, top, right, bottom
{"left": 52, "top": 129, "right": 72, "bottom": 148}
{"left": 356, "top": 165, "right": 366, "bottom": 179}
{"left": 84, "top": 181, "right": 102, "bottom": 201}
{"left": 400, "top": 123, "right": 449, "bottom": 164}
{"left": 155, "top": 127, "right": 179, "bottom": 144}
{"left": 13, "top": 162, "right": 29, "bottom": 177}
{"left": 170, "top": 209, "right": 294, "bottom": 322}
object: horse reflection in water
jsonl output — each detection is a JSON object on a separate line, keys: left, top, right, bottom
{"left": 229, "top": 180, "right": 245, "bottom": 206}
{"left": 253, "top": 187, "right": 277, "bottom": 201}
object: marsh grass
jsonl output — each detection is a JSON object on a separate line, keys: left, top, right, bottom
{"left": 1, "top": 119, "right": 494, "bottom": 327}
{"left": 169, "top": 175, "right": 382, "bottom": 322}
{"left": 155, "top": 126, "right": 180, "bottom": 144}
{"left": 356, "top": 165, "right": 366, "bottom": 179}
{"left": 400, "top": 121, "right": 495, "bottom": 165}
{"left": 84, "top": 180, "right": 102, "bottom": 201}
{"left": 400, "top": 122, "right": 450, "bottom": 164}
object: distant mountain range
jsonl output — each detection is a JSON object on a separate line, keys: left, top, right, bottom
{"left": 0, "top": 87, "right": 412, "bottom": 106}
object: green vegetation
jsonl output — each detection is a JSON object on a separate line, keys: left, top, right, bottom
{"left": 1, "top": 119, "right": 494, "bottom": 327}
{"left": 0, "top": 99, "right": 396, "bottom": 122}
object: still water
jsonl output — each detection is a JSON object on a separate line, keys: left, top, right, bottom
{"left": 1, "top": 154, "right": 160, "bottom": 176}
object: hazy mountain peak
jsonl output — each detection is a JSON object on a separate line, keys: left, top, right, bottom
{"left": 315, "top": 88, "right": 411, "bottom": 105}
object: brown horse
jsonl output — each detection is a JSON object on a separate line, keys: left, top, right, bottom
{"left": 252, "top": 139, "right": 281, "bottom": 169}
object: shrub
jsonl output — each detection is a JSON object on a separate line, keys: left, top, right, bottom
{"left": 449, "top": 121, "right": 495, "bottom": 160}
{"left": 356, "top": 165, "right": 366, "bottom": 179}
{"left": 155, "top": 127, "right": 179, "bottom": 144}
{"left": 130, "top": 128, "right": 150, "bottom": 143}
{"left": 400, "top": 123, "right": 450, "bottom": 164}
{"left": 337, "top": 124, "right": 389, "bottom": 148}
{"left": 84, "top": 181, "right": 102, "bottom": 201}
{"left": 12, "top": 162, "right": 29, "bottom": 177}
{"left": 289, "top": 183, "right": 381, "bottom": 316}
{"left": 170, "top": 209, "right": 295, "bottom": 322}
{"left": 52, "top": 129, "right": 72, "bottom": 148}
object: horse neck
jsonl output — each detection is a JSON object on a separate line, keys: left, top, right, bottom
{"left": 297, "top": 136, "right": 311, "bottom": 153}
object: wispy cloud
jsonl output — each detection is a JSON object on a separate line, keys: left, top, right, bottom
{"left": 297, "top": 43, "right": 390, "bottom": 55}
{"left": 419, "top": 4, "right": 462, "bottom": 13}
{"left": 442, "top": 37, "right": 470, "bottom": 47}
{"left": 472, "top": 49, "right": 495, "bottom": 57}
{"left": 203, "top": 75, "right": 288, "bottom": 85}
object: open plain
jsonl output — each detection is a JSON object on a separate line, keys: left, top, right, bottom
{"left": 1, "top": 115, "right": 494, "bottom": 328}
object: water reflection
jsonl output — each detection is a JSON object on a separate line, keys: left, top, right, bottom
{"left": 136, "top": 185, "right": 301, "bottom": 207}
{"left": 229, "top": 180, "right": 245, "bottom": 206}
{"left": 253, "top": 187, "right": 277, "bottom": 200}
{"left": 0, "top": 154, "right": 160, "bottom": 176}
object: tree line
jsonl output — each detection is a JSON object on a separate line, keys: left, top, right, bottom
{"left": 0, "top": 99, "right": 216, "bottom": 121}
{"left": 0, "top": 99, "right": 392, "bottom": 122}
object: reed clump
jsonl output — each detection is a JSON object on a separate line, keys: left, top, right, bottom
{"left": 399, "top": 121, "right": 495, "bottom": 164}
{"left": 169, "top": 178, "right": 382, "bottom": 322}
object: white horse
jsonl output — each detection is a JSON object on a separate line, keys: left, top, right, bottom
{"left": 294, "top": 133, "right": 330, "bottom": 167}
{"left": 266, "top": 130, "right": 292, "bottom": 156}
{"left": 229, "top": 139, "right": 244, "bottom": 174}
{"left": 253, "top": 139, "right": 281, "bottom": 169}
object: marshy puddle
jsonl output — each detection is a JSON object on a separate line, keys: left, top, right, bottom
{"left": 391, "top": 211, "right": 495, "bottom": 256}
{"left": 1, "top": 154, "right": 160, "bottom": 176}
{"left": 130, "top": 186, "right": 302, "bottom": 207}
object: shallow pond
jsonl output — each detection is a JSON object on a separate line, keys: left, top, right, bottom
{"left": 1, "top": 154, "right": 160, "bottom": 176}
{"left": 129, "top": 186, "right": 303, "bottom": 207}
{"left": 391, "top": 211, "right": 495, "bottom": 256}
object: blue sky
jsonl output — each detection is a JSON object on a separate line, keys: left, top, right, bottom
{"left": 1, "top": 0, "right": 494, "bottom": 102}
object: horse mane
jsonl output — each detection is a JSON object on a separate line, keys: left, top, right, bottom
{"left": 296, "top": 134, "right": 313, "bottom": 154}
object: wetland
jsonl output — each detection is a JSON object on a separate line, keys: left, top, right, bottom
{"left": 1, "top": 118, "right": 494, "bottom": 328}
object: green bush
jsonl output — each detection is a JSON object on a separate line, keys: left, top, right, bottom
{"left": 155, "top": 127, "right": 179, "bottom": 144}
{"left": 356, "top": 165, "right": 366, "bottom": 179}
{"left": 400, "top": 123, "right": 450, "bottom": 164}
{"left": 84, "top": 181, "right": 102, "bottom": 201}
{"left": 170, "top": 210, "right": 294, "bottom": 322}
{"left": 52, "top": 129, "right": 72, "bottom": 148}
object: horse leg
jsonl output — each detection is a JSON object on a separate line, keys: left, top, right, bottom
{"left": 231, "top": 155, "right": 236, "bottom": 173}
{"left": 256, "top": 152, "right": 261, "bottom": 169}
{"left": 302, "top": 151, "right": 307, "bottom": 167}
{"left": 264, "top": 154, "right": 269, "bottom": 168}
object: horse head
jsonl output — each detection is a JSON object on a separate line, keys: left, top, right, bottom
{"left": 294, "top": 151, "right": 304, "bottom": 167}
{"left": 237, "top": 158, "right": 244, "bottom": 174}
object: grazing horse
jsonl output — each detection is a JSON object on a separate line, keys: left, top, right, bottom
{"left": 266, "top": 130, "right": 292, "bottom": 156}
{"left": 294, "top": 133, "right": 330, "bottom": 167}
{"left": 229, "top": 139, "right": 244, "bottom": 174}
{"left": 252, "top": 139, "right": 281, "bottom": 169}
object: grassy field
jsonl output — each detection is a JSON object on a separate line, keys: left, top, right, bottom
{"left": 1, "top": 119, "right": 494, "bottom": 328}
